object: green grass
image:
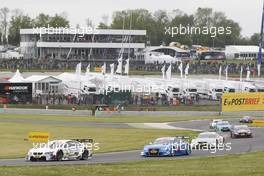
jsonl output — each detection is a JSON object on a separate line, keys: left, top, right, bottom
{"left": 0, "top": 113, "right": 238, "bottom": 123}
{"left": 0, "top": 121, "right": 196, "bottom": 159}
{"left": 1, "top": 151, "right": 264, "bottom": 176}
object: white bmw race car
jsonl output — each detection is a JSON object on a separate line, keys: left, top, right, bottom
{"left": 26, "top": 139, "right": 93, "bottom": 161}
{"left": 191, "top": 132, "right": 224, "bottom": 149}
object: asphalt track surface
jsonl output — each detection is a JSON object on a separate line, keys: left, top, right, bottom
{"left": 0, "top": 118, "right": 264, "bottom": 166}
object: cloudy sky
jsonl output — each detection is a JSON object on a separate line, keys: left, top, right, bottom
{"left": 0, "top": 0, "right": 262, "bottom": 37}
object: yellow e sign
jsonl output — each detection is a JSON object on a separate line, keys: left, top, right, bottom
{"left": 221, "top": 92, "right": 264, "bottom": 112}
{"left": 28, "top": 132, "right": 49, "bottom": 142}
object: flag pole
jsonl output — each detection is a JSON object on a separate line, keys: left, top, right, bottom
{"left": 258, "top": 0, "right": 264, "bottom": 77}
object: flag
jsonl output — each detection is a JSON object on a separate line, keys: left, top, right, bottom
{"left": 75, "top": 62, "right": 82, "bottom": 76}
{"left": 86, "top": 64, "right": 90, "bottom": 73}
{"left": 85, "top": 64, "right": 90, "bottom": 77}
{"left": 257, "top": 64, "right": 261, "bottom": 77}
{"left": 110, "top": 63, "right": 115, "bottom": 75}
{"left": 184, "top": 63, "right": 189, "bottom": 77}
{"left": 178, "top": 62, "right": 183, "bottom": 78}
{"left": 225, "top": 65, "right": 229, "bottom": 80}
{"left": 246, "top": 66, "right": 250, "bottom": 81}
{"left": 161, "top": 64, "right": 166, "bottom": 79}
{"left": 124, "top": 58, "right": 129, "bottom": 75}
{"left": 101, "top": 62, "right": 106, "bottom": 74}
{"left": 116, "top": 57, "right": 122, "bottom": 74}
{"left": 0, "top": 33, "right": 3, "bottom": 43}
{"left": 166, "top": 63, "right": 172, "bottom": 80}
{"left": 219, "top": 65, "right": 222, "bottom": 80}
{"left": 240, "top": 66, "right": 243, "bottom": 82}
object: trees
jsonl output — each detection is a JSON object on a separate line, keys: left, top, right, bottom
{"left": 249, "top": 33, "right": 260, "bottom": 45}
{"left": 108, "top": 8, "right": 243, "bottom": 47}
{"left": 191, "top": 8, "right": 241, "bottom": 47}
{"left": 6, "top": 11, "right": 69, "bottom": 45}
{"left": 34, "top": 13, "right": 69, "bottom": 28}
{"left": 8, "top": 14, "right": 33, "bottom": 45}
{"left": 0, "top": 6, "right": 252, "bottom": 47}
{"left": 0, "top": 7, "right": 10, "bottom": 45}
{"left": 110, "top": 9, "right": 169, "bottom": 45}
{"left": 34, "top": 13, "right": 50, "bottom": 27}
{"left": 48, "top": 14, "right": 69, "bottom": 28}
{"left": 170, "top": 13, "right": 194, "bottom": 46}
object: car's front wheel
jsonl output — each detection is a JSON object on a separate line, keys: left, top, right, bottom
{"left": 81, "top": 149, "right": 89, "bottom": 160}
{"left": 29, "top": 157, "right": 37, "bottom": 162}
{"left": 56, "top": 150, "right": 63, "bottom": 161}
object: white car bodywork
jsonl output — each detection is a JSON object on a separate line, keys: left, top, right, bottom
{"left": 26, "top": 140, "right": 92, "bottom": 161}
{"left": 210, "top": 119, "right": 223, "bottom": 129}
{"left": 191, "top": 132, "right": 224, "bottom": 148}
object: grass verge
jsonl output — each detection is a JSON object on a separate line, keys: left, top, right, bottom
{"left": 0, "top": 121, "right": 196, "bottom": 159}
{"left": 1, "top": 151, "right": 264, "bottom": 176}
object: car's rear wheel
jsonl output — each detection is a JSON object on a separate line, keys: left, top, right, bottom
{"left": 231, "top": 133, "right": 234, "bottom": 138}
{"left": 185, "top": 145, "right": 191, "bottom": 155}
{"left": 81, "top": 149, "right": 89, "bottom": 160}
{"left": 56, "top": 150, "right": 63, "bottom": 161}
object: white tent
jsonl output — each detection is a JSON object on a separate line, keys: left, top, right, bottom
{"left": 9, "top": 69, "right": 25, "bottom": 83}
{"left": 145, "top": 52, "right": 180, "bottom": 64}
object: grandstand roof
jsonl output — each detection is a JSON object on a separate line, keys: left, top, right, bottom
{"left": 146, "top": 46, "right": 189, "bottom": 53}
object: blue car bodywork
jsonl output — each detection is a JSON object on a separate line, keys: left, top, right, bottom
{"left": 141, "top": 137, "right": 191, "bottom": 157}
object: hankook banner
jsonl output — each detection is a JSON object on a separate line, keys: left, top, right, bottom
{"left": 221, "top": 93, "right": 264, "bottom": 112}
{"left": 0, "top": 83, "right": 32, "bottom": 104}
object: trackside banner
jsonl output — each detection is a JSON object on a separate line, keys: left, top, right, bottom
{"left": 221, "top": 93, "right": 264, "bottom": 112}
{"left": 28, "top": 132, "right": 49, "bottom": 142}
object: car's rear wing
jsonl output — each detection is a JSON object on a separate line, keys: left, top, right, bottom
{"left": 72, "top": 139, "right": 94, "bottom": 143}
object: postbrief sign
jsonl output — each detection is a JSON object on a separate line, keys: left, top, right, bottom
{"left": 221, "top": 92, "right": 264, "bottom": 112}
{"left": 28, "top": 132, "right": 49, "bottom": 142}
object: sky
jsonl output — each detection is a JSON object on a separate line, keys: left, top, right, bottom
{"left": 0, "top": 0, "right": 263, "bottom": 37}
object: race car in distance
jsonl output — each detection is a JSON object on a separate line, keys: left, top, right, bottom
{"left": 230, "top": 125, "right": 253, "bottom": 138}
{"left": 209, "top": 119, "right": 223, "bottom": 129}
{"left": 191, "top": 132, "right": 224, "bottom": 149}
{"left": 239, "top": 116, "right": 253, "bottom": 123}
{"left": 141, "top": 137, "right": 191, "bottom": 157}
{"left": 26, "top": 139, "right": 92, "bottom": 161}
{"left": 215, "top": 121, "right": 232, "bottom": 132}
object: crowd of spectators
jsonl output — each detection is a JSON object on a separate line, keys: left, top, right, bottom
{"left": 30, "top": 91, "right": 199, "bottom": 107}
{"left": 0, "top": 58, "right": 261, "bottom": 75}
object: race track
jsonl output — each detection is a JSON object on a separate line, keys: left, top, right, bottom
{"left": 0, "top": 118, "right": 264, "bottom": 166}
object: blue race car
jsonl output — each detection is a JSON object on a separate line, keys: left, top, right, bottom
{"left": 215, "top": 121, "right": 232, "bottom": 132}
{"left": 141, "top": 137, "right": 191, "bottom": 157}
